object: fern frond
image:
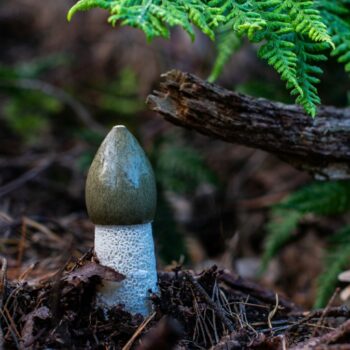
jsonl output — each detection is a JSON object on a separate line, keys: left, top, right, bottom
{"left": 280, "top": 181, "right": 350, "bottom": 215}
{"left": 210, "top": 0, "right": 328, "bottom": 113}
{"left": 184, "top": 1, "right": 220, "bottom": 40}
{"left": 291, "top": 36, "right": 328, "bottom": 117}
{"left": 68, "top": 0, "right": 346, "bottom": 116}
{"left": 108, "top": 2, "right": 172, "bottom": 40}
{"left": 282, "top": 0, "right": 333, "bottom": 46}
{"left": 319, "top": 1, "right": 350, "bottom": 73}
{"left": 315, "top": 226, "right": 350, "bottom": 308}
{"left": 256, "top": 0, "right": 332, "bottom": 115}
{"left": 211, "top": 0, "right": 267, "bottom": 39}
{"left": 330, "top": 225, "right": 350, "bottom": 245}
{"left": 261, "top": 209, "right": 303, "bottom": 271}
{"left": 318, "top": 0, "right": 349, "bottom": 15}
{"left": 154, "top": 194, "right": 189, "bottom": 263}
{"left": 326, "top": 15, "right": 350, "bottom": 73}
{"left": 67, "top": 0, "right": 112, "bottom": 21}
{"left": 208, "top": 25, "right": 241, "bottom": 82}
{"left": 156, "top": 143, "right": 217, "bottom": 194}
{"left": 69, "top": 0, "right": 219, "bottom": 41}
{"left": 256, "top": 10, "right": 304, "bottom": 102}
{"left": 258, "top": 34, "right": 302, "bottom": 99}
{"left": 262, "top": 180, "right": 350, "bottom": 270}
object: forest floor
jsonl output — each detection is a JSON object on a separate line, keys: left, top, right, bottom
{"left": 1, "top": 244, "right": 350, "bottom": 349}
{"left": 0, "top": 114, "right": 348, "bottom": 349}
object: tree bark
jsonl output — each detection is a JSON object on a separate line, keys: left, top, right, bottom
{"left": 146, "top": 70, "right": 350, "bottom": 180}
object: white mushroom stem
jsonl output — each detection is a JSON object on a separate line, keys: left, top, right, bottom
{"left": 94, "top": 223, "right": 158, "bottom": 316}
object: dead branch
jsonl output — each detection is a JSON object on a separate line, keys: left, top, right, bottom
{"left": 147, "top": 70, "right": 350, "bottom": 180}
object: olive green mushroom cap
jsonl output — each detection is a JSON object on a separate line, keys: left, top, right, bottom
{"left": 85, "top": 125, "right": 157, "bottom": 225}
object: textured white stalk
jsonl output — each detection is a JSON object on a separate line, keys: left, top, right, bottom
{"left": 94, "top": 223, "right": 158, "bottom": 316}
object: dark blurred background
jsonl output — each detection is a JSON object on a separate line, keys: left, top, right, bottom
{"left": 1, "top": 0, "right": 350, "bottom": 308}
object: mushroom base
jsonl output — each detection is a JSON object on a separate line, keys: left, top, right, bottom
{"left": 94, "top": 223, "right": 158, "bottom": 316}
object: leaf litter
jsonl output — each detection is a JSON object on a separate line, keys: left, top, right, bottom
{"left": 1, "top": 251, "right": 350, "bottom": 349}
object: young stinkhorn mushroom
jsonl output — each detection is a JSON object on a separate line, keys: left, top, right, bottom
{"left": 85, "top": 125, "right": 158, "bottom": 316}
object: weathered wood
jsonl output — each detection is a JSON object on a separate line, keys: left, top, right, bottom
{"left": 146, "top": 70, "right": 350, "bottom": 180}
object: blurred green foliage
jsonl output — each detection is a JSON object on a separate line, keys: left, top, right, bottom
{"left": 3, "top": 91, "right": 62, "bottom": 143}
{"left": 0, "top": 56, "right": 68, "bottom": 143}
{"left": 155, "top": 139, "right": 218, "bottom": 194}
{"left": 94, "top": 68, "right": 144, "bottom": 115}
{"left": 262, "top": 181, "right": 350, "bottom": 307}
{"left": 208, "top": 26, "right": 240, "bottom": 82}
{"left": 151, "top": 134, "right": 219, "bottom": 263}
{"left": 236, "top": 80, "right": 292, "bottom": 104}
{"left": 0, "top": 54, "right": 69, "bottom": 80}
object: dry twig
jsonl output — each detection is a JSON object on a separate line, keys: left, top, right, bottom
{"left": 184, "top": 271, "right": 236, "bottom": 333}
{"left": 122, "top": 312, "right": 156, "bottom": 350}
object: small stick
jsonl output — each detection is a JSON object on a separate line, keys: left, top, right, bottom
{"left": 16, "top": 219, "right": 27, "bottom": 271}
{"left": 0, "top": 257, "right": 7, "bottom": 309}
{"left": 0, "top": 257, "right": 7, "bottom": 350}
{"left": 313, "top": 288, "right": 340, "bottom": 336}
{"left": 267, "top": 293, "right": 279, "bottom": 329}
{"left": 122, "top": 312, "right": 156, "bottom": 350}
{"left": 135, "top": 317, "right": 182, "bottom": 350}
{"left": 183, "top": 272, "right": 235, "bottom": 333}
{"left": 0, "top": 308, "right": 20, "bottom": 349}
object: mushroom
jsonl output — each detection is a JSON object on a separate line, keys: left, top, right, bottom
{"left": 85, "top": 125, "right": 158, "bottom": 316}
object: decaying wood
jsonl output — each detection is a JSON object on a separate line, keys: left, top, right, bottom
{"left": 147, "top": 70, "right": 350, "bottom": 180}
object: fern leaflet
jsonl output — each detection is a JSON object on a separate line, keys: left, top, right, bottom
{"left": 68, "top": 0, "right": 342, "bottom": 115}
{"left": 315, "top": 226, "right": 350, "bottom": 308}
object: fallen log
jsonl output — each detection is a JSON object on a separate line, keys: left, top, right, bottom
{"left": 147, "top": 70, "right": 350, "bottom": 180}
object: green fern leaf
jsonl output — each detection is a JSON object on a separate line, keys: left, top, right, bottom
{"left": 327, "top": 15, "right": 350, "bottom": 72}
{"left": 319, "top": 1, "right": 350, "bottom": 73}
{"left": 258, "top": 35, "right": 303, "bottom": 99}
{"left": 261, "top": 209, "right": 303, "bottom": 271}
{"left": 282, "top": 0, "right": 333, "bottom": 46}
{"left": 290, "top": 36, "right": 328, "bottom": 117}
{"left": 280, "top": 181, "right": 350, "bottom": 215}
{"left": 67, "top": 0, "right": 112, "bottom": 21}
{"left": 315, "top": 226, "right": 350, "bottom": 308}
{"left": 67, "top": 0, "right": 348, "bottom": 116}
{"left": 208, "top": 25, "right": 241, "bottom": 82}
{"left": 156, "top": 143, "right": 217, "bottom": 194}
{"left": 262, "top": 180, "right": 350, "bottom": 271}
{"left": 220, "top": 1, "right": 267, "bottom": 39}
